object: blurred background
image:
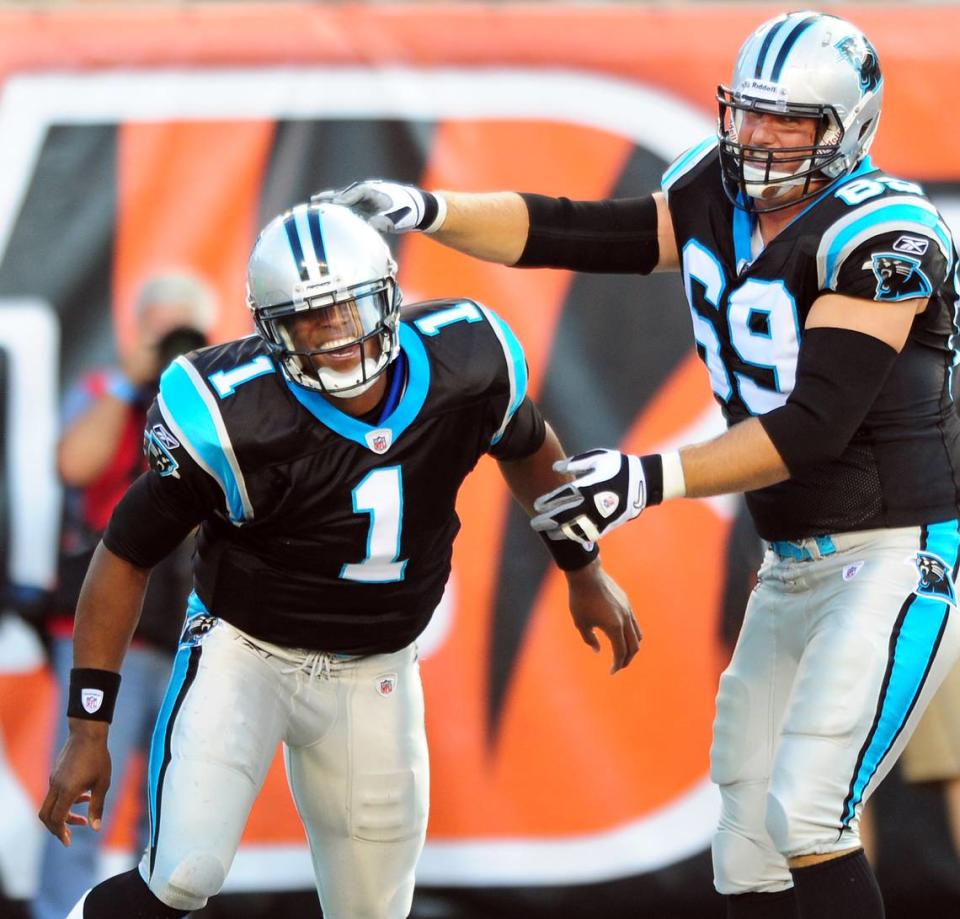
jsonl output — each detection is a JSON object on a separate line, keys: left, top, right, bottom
{"left": 0, "top": 2, "right": 958, "bottom": 918}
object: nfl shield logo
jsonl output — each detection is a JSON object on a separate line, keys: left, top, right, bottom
{"left": 365, "top": 428, "right": 393, "bottom": 454}
{"left": 376, "top": 673, "right": 397, "bottom": 696}
{"left": 82, "top": 689, "right": 104, "bottom": 714}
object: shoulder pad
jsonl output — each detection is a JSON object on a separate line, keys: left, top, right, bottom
{"left": 157, "top": 347, "right": 260, "bottom": 524}
{"left": 661, "top": 137, "right": 718, "bottom": 197}
{"left": 817, "top": 181, "right": 953, "bottom": 290}
{"left": 404, "top": 299, "right": 528, "bottom": 442}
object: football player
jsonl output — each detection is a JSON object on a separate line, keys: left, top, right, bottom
{"left": 318, "top": 11, "right": 960, "bottom": 919}
{"left": 38, "top": 203, "right": 640, "bottom": 919}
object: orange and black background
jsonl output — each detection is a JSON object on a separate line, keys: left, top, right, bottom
{"left": 0, "top": 4, "right": 958, "bottom": 918}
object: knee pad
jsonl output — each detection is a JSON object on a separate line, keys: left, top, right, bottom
{"left": 765, "top": 788, "right": 860, "bottom": 859}
{"left": 149, "top": 852, "right": 226, "bottom": 912}
{"left": 712, "top": 828, "right": 792, "bottom": 896}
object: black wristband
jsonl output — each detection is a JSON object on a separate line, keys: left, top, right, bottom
{"left": 418, "top": 191, "right": 440, "bottom": 230}
{"left": 638, "top": 454, "right": 664, "bottom": 506}
{"left": 68, "top": 668, "right": 122, "bottom": 723}
{"left": 538, "top": 530, "right": 600, "bottom": 571}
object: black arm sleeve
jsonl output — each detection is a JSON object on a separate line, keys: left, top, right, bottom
{"left": 488, "top": 397, "right": 547, "bottom": 462}
{"left": 759, "top": 327, "right": 899, "bottom": 474}
{"left": 516, "top": 193, "right": 660, "bottom": 274}
{"left": 104, "top": 472, "right": 212, "bottom": 569}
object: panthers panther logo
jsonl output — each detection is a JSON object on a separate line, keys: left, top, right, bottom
{"left": 863, "top": 254, "right": 933, "bottom": 302}
{"left": 915, "top": 552, "right": 957, "bottom": 606}
{"left": 180, "top": 614, "right": 220, "bottom": 645}
{"left": 836, "top": 35, "right": 882, "bottom": 92}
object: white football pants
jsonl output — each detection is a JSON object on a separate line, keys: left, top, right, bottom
{"left": 711, "top": 521, "right": 960, "bottom": 894}
{"left": 139, "top": 613, "right": 429, "bottom": 918}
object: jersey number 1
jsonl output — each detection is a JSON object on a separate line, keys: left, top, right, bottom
{"left": 340, "top": 467, "right": 407, "bottom": 583}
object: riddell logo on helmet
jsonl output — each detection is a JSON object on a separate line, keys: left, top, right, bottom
{"left": 738, "top": 79, "right": 788, "bottom": 102}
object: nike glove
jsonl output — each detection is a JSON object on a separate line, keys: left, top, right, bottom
{"left": 531, "top": 449, "right": 664, "bottom": 546}
{"left": 312, "top": 180, "right": 447, "bottom": 234}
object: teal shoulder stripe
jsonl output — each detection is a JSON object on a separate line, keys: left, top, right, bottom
{"left": 479, "top": 305, "right": 528, "bottom": 445}
{"left": 826, "top": 201, "right": 949, "bottom": 287}
{"left": 158, "top": 358, "right": 251, "bottom": 523}
{"left": 661, "top": 137, "right": 717, "bottom": 192}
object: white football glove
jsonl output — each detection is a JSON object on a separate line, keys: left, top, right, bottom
{"left": 531, "top": 449, "right": 648, "bottom": 547}
{"left": 311, "top": 180, "right": 446, "bottom": 234}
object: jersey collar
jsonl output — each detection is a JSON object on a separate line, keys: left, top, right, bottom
{"left": 732, "top": 156, "right": 878, "bottom": 272}
{"left": 282, "top": 322, "right": 430, "bottom": 454}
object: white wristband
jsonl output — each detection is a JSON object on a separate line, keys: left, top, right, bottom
{"left": 423, "top": 192, "right": 448, "bottom": 235}
{"left": 661, "top": 450, "right": 687, "bottom": 501}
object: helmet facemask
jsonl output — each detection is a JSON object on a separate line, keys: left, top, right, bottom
{"left": 717, "top": 87, "right": 845, "bottom": 213}
{"left": 716, "top": 12, "right": 884, "bottom": 214}
{"left": 255, "top": 278, "right": 401, "bottom": 398}
{"left": 247, "top": 203, "right": 404, "bottom": 399}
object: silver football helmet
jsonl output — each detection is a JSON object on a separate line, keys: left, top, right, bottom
{"left": 247, "top": 203, "right": 402, "bottom": 397}
{"left": 718, "top": 11, "right": 883, "bottom": 211}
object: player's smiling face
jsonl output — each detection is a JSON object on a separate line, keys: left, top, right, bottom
{"left": 288, "top": 300, "right": 382, "bottom": 372}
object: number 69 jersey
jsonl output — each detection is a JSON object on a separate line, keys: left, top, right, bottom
{"left": 107, "top": 300, "right": 542, "bottom": 655}
{"left": 664, "top": 141, "right": 960, "bottom": 540}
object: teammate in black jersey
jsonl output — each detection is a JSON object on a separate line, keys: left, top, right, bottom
{"left": 38, "top": 203, "right": 639, "bottom": 919}
{"left": 320, "top": 11, "right": 960, "bottom": 919}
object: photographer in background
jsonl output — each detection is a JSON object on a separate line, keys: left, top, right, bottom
{"left": 32, "top": 271, "right": 216, "bottom": 919}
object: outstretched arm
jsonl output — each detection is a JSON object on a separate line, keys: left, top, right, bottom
{"left": 315, "top": 181, "right": 678, "bottom": 272}
{"left": 498, "top": 421, "right": 641, "bottom": 673}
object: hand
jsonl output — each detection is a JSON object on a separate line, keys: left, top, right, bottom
{"left": 121, "top": 339, "right": 160, "bottom": 387}
{"left": 531, "top": 449, "right": 647, "bottom": 546}
{"left": 38, "top": 722, "right": 111, "bottom": 846}
{"left": 566, "top": 562, "right": 641, "bottom": 674}
{"left": 312, "top": 180, "right": 443, "bottom": 234}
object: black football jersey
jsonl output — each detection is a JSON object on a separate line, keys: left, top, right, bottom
{"left": 128, "top": 299, "right": 540, "bottom": 654}
{"left": 663, "top": 140, "right": 960, "bottom": 539}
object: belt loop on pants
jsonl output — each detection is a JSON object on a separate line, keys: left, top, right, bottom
{"left": 769, "top": 534, "right": 838, "bottom": 562}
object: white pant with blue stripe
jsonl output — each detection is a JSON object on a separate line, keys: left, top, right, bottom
{"left": 710, "top": 521, "right": 960, "bottom": 895}
{"left": 140, "top": 614, "right": 429, "bottom": 917}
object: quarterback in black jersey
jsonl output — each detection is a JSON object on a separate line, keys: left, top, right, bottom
{"left": 322, "top": 10, "right": 960, "bottom": 919}
{"left": 39, "top": 204, "right": 639, "bottom": 919}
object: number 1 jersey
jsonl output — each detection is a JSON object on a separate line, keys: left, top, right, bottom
{"left": 108, "top": 300, "right": 541, "bottom": 655}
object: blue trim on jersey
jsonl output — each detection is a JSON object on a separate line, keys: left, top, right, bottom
{"left": 769, "top": 15, "right": 819, "bottom": 81}
{"left": 485, "top": 308, "right": 528, "bottom": 441}
{"left": 661, "top": 137, "right": 716, "bottom": 191}
{"left": 159, "top": 361, "right": 247, "bottom": 523}
{"left": 840, "top": 519, "right": 960, "bottom": 827}
{"left": 732, "top": 200, "right": 755, "bottom": 271}
{"left": 824, "top": 201, "right": 950, "bottom": 290}
{"left": 285, "top": 322, "right": 430, "bottom": 448}
{"left": 789, "top": 157, "right": 876, "bottom": 229}
{"left": 378, "top": 351, "right": 406, "bottom": 424}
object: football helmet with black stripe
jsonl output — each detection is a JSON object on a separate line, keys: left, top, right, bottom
{"left": 718, "top": 11, "right": 883, "bottom": 211}
{"left": 247, "top": 203, "right": 401, "bottom": 396}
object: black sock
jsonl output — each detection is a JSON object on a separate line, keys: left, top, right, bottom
{"left": 790, "top": 849, "right": 884, "bottom": 919}
{"left": 84, "top": 868, "right": 191, "bottom": 918}
{"left": 727, "top": 888, "right": 801, "bottom": 918}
